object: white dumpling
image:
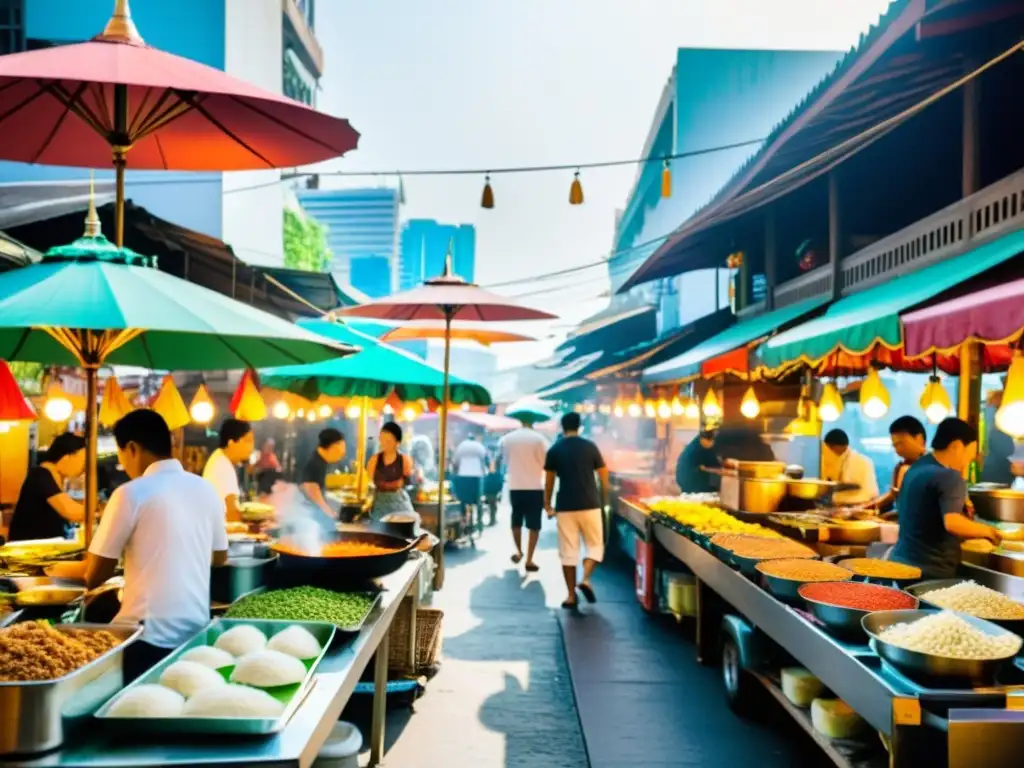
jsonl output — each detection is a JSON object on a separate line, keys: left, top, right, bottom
{"left": 230, "top": 649, "right": 307, "bottom": 688}
{"left": 213, "top": 625, "right": 267, "bottom": 657}
{"left": 182, "top": 684, "right": 285, "bottom": 718}
{"left": 267, "top": 625, "right": 322, "bottom": 660}
{"left": 179, "top": 645, "right": 235, "bottom": 670}
{"left": 108, "top": 684, "right": 185, "bottom": 718}
{"left": 159, "top": 661, "right": 227, "bottom": 699}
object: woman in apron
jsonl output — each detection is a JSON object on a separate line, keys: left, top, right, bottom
{"left": 367, "top": 422, "right": 416, "bottom": 520}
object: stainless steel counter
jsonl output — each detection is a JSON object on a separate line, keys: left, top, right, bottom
{"left": 615, "top": 497, "right": 650, "bottom": 537}
{"left": 13, "top": 556, "right": 426, "bottom": 768}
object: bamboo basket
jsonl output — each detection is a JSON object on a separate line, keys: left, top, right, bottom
{"left": 388, "top": 597, "right": 444, "bottom": 675}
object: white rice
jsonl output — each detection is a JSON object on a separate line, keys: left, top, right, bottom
{"left": 182, "top": 684, "right": 285, "bottom": 718}
{"left": 159, "top": 661, "right": 228, "bottom": 699}
{"left": 922, "top": 581, "right": 1024, "bottom": 620}
{"left": 214, "top": 625, "right": 267, "bottom": 657}
{"left": 230, "top": 649, "right": 307, "bottom": 688}
{"left": 179, "top": 645, "right": 235, "bottom": 670}
{"left": 879, "top": 611, "right": 1022, "bottom": 660}
{"left": 107, "top": 684, "right": 185, "bottom": 718}
{"left": 267, "top": 625, "right": 322, "bottom": 660}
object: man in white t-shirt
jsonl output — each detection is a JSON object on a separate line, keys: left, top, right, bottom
{"left": 202, "top": 418, "right": 254, "bottom": 522}
{"left": 452, "top": 434, "right": 490, "bottom": 532}
{"left": 822, "top": 428, "right": 880, "bottom": 506}
{"left": 500, "top": 418, "right": 549, "bottom": 571}
{"left": 86, "top": 410, "right": 228, "bottom": 682}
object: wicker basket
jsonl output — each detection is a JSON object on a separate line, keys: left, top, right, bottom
{"left": 388, "top": 597, "right": 444, "bottom": 675}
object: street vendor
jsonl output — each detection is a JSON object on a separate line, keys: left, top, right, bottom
{"left": 675, "top": 430, "right": 719, "bottom": 494}
{"left": 889, "top": 417, "right": 1015, "bottom": 579}
{"left": 301, "top": 427, "right": 347, "bottom": 519}
{"left": 858, "top": 416, "right": 927, "bottom": 516}
{"left": 201, "top": 418, "right": 254, "bottom": 522}
{"left": 821, "top": 429, "right": 879, "bottom": 507}
{"left": 367, "top": 422, "right": 415, "bottom": 519}
{"left": 7, "top": 433, "right": 86, "bottom": 542}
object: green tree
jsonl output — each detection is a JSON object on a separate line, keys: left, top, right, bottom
{"left": 283, "top": 208, "right": 331, "bottom": 272}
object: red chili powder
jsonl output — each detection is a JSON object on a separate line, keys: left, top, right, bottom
{"left": 799, "top": 581, "right": 917, "bottom": 612}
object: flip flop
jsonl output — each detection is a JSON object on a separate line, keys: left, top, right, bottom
{"left": 577, "top": 583, "right": 597, "bottom": 604}
{"left": 561, "top": 599, "right": 578, "bottom": 610}
{"left": 511, "top": 553, "right": 523, "bottom": 564}
{"left": 525, "top": 562, "right": 539, "bottom": 572}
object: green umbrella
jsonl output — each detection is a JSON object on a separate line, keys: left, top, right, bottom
{"left": 505, "top": 401, "right": 555, "bottom": 424}
{"left": 262, "top": 319, "right": 491, "bottom": 405}
{"left": 0, "top": 200, "right": 356, "bottom": 542}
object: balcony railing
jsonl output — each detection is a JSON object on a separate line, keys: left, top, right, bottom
{"left": 772, "top": 168, "right": 1024, "bottom": 307}
{"left": 283, "top": 0, "right": 323, "bottom": 77}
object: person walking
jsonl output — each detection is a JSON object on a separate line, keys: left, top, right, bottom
{"left": 500, "top": 416, "right": 549, "bottom": 571}
{"left": 544, "top": 412, "right": 608, "bottom": 609}
{"left": 452, "top": 433, "right": 489, "bottom": 533}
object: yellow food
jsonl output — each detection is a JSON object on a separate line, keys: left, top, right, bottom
{"left": 712, "top": 534, "right": 815, "bottom": 560}
{"left": 962, "top": 539, "right": 996, "bottom": 554}
{"left": 837, "top": 558, "right": 921, "bottom": 580}
{"left": 782, "top": 667, "right": 823, "bottom": 708}
{"left": 276, "top": 541, "right": 398, "bottom": 558}
{"left": 0, "top": 621, "right": 121, "bottom": 681}
{"left": 811, "top": 698, "right": 866, "bottom": 739}
{"left": 756, "top": 559, "right": 853, "bottom": 582}
{"left": 648, "top": 498, "right": 782, "bottom": 538}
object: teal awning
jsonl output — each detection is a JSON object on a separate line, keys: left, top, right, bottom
{"left": 759, "top": 228, "right": 1024, "bottom": 370}
{"left": 643, "top": 295, "right": 829, "bottom": 383}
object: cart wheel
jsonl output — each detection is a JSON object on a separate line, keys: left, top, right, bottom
{"left": 721, "top": 636, "right": 753, "bottom": 715}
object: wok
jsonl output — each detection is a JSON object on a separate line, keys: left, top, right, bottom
{"left": 273, "top": 530, "right": 427, "bottom": 587}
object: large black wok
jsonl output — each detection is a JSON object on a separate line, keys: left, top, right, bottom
{"left": 272, "top": 530, "right": 427, "bottom": 587}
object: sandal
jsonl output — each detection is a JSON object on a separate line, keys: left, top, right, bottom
{"left": 511, "top": 553, "right": 523, "bottom": 564}
{"left": 577, "top": 583, "right": 597, "bottom": 604}
{"left": 561, "top": 599, "right": 578, "bottom": 610}
{"left": 525, "top": 562, "right": 539, "bottom": 572}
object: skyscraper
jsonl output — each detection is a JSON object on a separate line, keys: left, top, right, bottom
{"left": 349, "top": 254, "right": 392, "bottom": 299}
{"left": 399, "top": 220, "right": 476, "bottom": 290}
{"left": 296, "top": 187, "right": 400, "bottom": 288}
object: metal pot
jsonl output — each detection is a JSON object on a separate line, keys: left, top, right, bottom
{"left": 273, "top": 530, "right": 427, "bottom": 588}
{"left": 786, "top": 478, "right": 840, "bottom": 501}
{"left": 210, "top": 554, "right": 278, "bottom": 605}
{"left": 731, "top": 460, "right": 786, "bottom": 479}
{"left": 720, "top": 475, "right": 787, "bottom": 514}
{"left": 968, "top": 485, "right": 1024, "bottom": 523}
{"left": 819, "top": 520, "right": 880, "bottom": 545}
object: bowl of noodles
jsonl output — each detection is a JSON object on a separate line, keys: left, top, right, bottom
{"left": 272, "top": 530, "right": 426, "bottom": 585}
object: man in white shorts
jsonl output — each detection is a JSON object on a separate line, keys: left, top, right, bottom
{"left": 544, "top": 412, "right": 608, "bottom": 609}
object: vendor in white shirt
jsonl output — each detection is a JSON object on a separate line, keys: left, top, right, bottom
{"left": 822, "top": 428, "right": 880, "bottom": 507}
{"left": 202, "top": 418, "right": 254, "bottom": 522}
{"left": 52, "top": 410, "right": 229, "bottom": 682}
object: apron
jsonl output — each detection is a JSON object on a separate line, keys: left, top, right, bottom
{"left": 371, "top": 489, "right": 414, "bottom": 520}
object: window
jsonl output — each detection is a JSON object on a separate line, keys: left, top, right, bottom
{"left": 0, "top": 0, "right": 24, "bottom": 56}
{"left": 283, "top": 47, "right": 315, "bottom": 106}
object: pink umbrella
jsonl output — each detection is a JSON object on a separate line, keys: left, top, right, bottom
{"left": 0, "top": 0, "right": 358, "bottom": 245}
{"left": 341, "top": 249, "right": 556, "bottom": 587}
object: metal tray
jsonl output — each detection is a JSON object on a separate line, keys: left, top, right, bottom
{"left": 95, "top": 618, "right": 336, "bottom": 735}
{"left": 224, "top": 586, "right": 382, "bottom": 635}
{"left": 904, "top": 578, "right": 1024, "bottom": 634}
{"left": 0, "top": 622, "right": 143, "bottom": 756}
{"left": 0, "top": 608, "right": 21, "bottom": 627}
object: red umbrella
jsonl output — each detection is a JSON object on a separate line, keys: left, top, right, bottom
{"left": 341, "top": 249, "right": 556, "bottom": 588}
{"left": 0, "top": 0, "right": 359, "bottom": 245}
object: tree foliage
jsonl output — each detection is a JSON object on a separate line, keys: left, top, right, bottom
{"left": 283, "top": 208, "right": 331, "bottom": 272}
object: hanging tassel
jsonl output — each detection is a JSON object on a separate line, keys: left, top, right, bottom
{"left": 661, "top": 159, "right": 672, "bottom": 198}
{"left": 569, "top": 170, "right": 584, "bottom": 205}
{"left": 480, "top": 174, "right": 494, "bottom": 209}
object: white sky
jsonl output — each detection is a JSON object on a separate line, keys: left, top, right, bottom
{"left": 314, "top": 0, "right": 894, "bottom": 367}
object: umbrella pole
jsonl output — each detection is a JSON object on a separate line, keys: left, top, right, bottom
{"left": 356, "top": 396, "right": 369, "bottom": 499}
{"left": 434, "top": 312, "right": 453, "bottom": 590}
{"left": 112, "top": 83, "right": 129, "bottom": 248}
{"left": 84, "top": 361, "right": 100, "bottom": 546}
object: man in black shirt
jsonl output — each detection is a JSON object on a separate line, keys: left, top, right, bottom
{"left": 675, "top": 430, "right": 718, "bottom": 494}
{"left": 301, "top": 428, "right": 346, "bottom": 518}
{"left": 544, "top": 412, "right": 608, "bottom": 609}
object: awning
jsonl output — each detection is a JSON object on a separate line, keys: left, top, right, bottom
{"left": 758, "top": 228, "right": 1024, "bottom": 371}
{"left": 643, "top": 296, "right": 828, "bottom": 383}
{"left": 418, "top": 411, "right": 520, "bottom": 432}
{"left": 555, "top": 303, "right": 657, "bottom": 363}
{"left": 903, "top": 276, "right": 1024, "bottom": 357}
{"left": 568, "top": 301, "right": 655, "bottom": 339}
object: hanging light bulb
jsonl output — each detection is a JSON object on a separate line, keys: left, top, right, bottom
{"left": 306, "top": 410, "right": 317, "bottom": 422}
{"left": 481, "top": 174, "right": 494, "bottom": 209}
{"left": 661, "top": 159, "right": 672, "bottom": 198}
{"left": 597, "top": 403, "right": 611, "bottom": 415}
{"left": 643, "top": 398, "right": 656, "bottom": 419}
{"left": 400, "top": 405, "right": 417, "bottom": 422}
{"left": 296, "top": 407, "right": 306, "bottom": 419}
{"left": 573, "top": 403, "right": 585, "bottom": 414}
{"left": 657, "top": 398, "right": 672, "bottom": 420}
{"left": 684, "top": 396, "right": 700, "bottom": 419}
{"left": 569, "top": 169, "right": 584, "bottom": 205}
{"left": 345, "top": 402, "right": 362, "bottom": 419}
{"left": 996, "top": 351, "right": 1024, "bottom": 440}
{"left": 919, "top": 375, "right": 952, "bottom": 424}
{"left": 612, "top": 403, "right": 624, "bottom": 418}
{"left": 460, "top": 401, "right": 471, "bottom": 412}
{"left": 818, "top": 381, "right": 844, "bottom": 423}
{"left": 860, "top": 367, "right": 890, "bottom": 420}
{"left": 740, "top": 387, "right": 760, "bottom": 419}
{"left": 189, "top": 384, "right": 216, "bottom": 426}
{"left": 272, "top": 400, "right": 290, "bottom": 420}
{"left": 318, "top": 403, "right": 333, "bottom": 419}
{"left": 584, "top": 403, "right": 597, "bottom": 414}
{"left": 702, "top": 389, "right": 722, "bottom": 419}
{"left": 43, "top": 382, "right": 74, "bottom": 422}
{"left": 670, "top": 394, "right": 685, "bottom": 417}
{"left": 383, "top": 403, "right": 394, "bottom": 415}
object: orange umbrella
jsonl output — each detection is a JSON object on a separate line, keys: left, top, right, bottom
{"left": 381, "top": 324, "right": 535, "bottom": 345}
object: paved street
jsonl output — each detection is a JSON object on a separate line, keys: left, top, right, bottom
{"left": 356, "top": 515, "right": 833, "bottom": 767}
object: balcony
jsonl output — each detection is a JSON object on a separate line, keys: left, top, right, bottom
{"left": 283, "top": 0, "right": 323, "bottom": 78}
{"left": 773, "top": 168, "right": 1024, "bottom": 309}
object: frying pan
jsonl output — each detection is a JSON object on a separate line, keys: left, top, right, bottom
{"left": 273, "top": 530, "right": 428, "bottom": 587}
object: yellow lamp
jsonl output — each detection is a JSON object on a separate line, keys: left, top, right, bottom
{"left": 584, "top": 403, "right": 597, "bottom": 414}
{"left": 43, "top": 382, "right": 74, "bottom": 422}
{"left": 189, "top": 384, "right": 216, "bottom": 426}
{"left": 740, "top": 387, "right": 760, "bottom": 420}
{"left": 597, "top": 403, "right": 611, "bottom": 415}
{"left": 670, "top": 395, "right": 685, "bottom": 417}
{"left": 656, "top": 398, "right": 672, "bottom": 420}
{"left": 460, "top": 401, "right": 470, "bottom": 412}
{"left": 684, "top": 397, "right": 700, "bottom": 420}
{"left": 702, "top": 389, "right": 722, "bottom": 419}
{"left": 272, "top": 400, "right": 290, "bottom": 420}
{"left": 152, "top": 375, "right": 190, "bottom": 431}
{"left": 318, "top": 403, "right": 333, "bottom": 419}
{"left": 345, "top": 402, "right": 362, "bottom": 419}
{"left": 232, "top": 372, "right": 267, "bottom": 422}
{"left": 860, "top": 368, "right": 890, "bottom": 420}
{"left": 643, "top": 399, "right": 656, "bottom": 419}
{"left": 627, "top": 394, "right": 643, "bottom": 419}
{"left": 306, "top": 410, "right": 317, "bottom": 422}
{"left": 996, "top": 351, "right": 1024, "bottom": 440}
{"left": 919, "top": 375, "right": 952, "bottom": 424}
{"left": 818, "top": 382, "right": 844, "bottom": 423}
{"left": 99, "top": 376, "right": 134, "bottom": 427}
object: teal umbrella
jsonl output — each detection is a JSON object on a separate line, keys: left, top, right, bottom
{"left": 505, "top": 399, "right": 555, "bottom": 424}
{"left": 262, "top": 319, "right": 491, "bottom": 405}
{"left": 0, "top": 201, "right": 356, "bottom": 542}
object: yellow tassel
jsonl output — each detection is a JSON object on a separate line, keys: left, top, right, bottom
{"left": 481, "top": 174, "right": 494, "bottom": 209}
{"left": 569, "top": 171, "right": 584, "bottom": 205}
{"left": 661, "top": 160, "right": 672, "bottom": 198}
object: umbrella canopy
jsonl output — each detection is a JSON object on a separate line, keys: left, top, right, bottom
{"left": 263, "top": 320, "right": 491, "bottom": 405}
{"left": 380, "top": 324, "right": 536, "bottom": 345}
{"left": 505, "top": 399, "right": 556, "bottom": 424}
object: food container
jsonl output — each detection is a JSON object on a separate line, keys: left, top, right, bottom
{"left": 968, "top": 485, "right": 1024, "bottom": 523}
{"left": 226, "top": 587, "right": 381, "bottom": 635}
{"left": 862, "top": 609, "right": 1022, "bottom": 685}
{"left": 732, "top": 460, "right": 787, "bottom": 479}
{"left": 210, "top": 553, "right": 278, "bottom": 605}
{"left": 239, "top": 501, "right": 276, "bottom": 523}
{"left": 786, "top": 478, "right": 842, "bottom": 502}
{"left": 755, "top": 560, "right": 852, "bottom": 602}
{"left": 799, "top": 582, "right": 918, "bottom": 638}
{"left": 95, "top": 618, "right": 335, "bottom": 735}
{"left": 373, "top": 512, "right": 420, "bottom": 540}
{"left": 720, "top": 475, "right": 787, "bottom": 514}
{"left": 0, "top": 623, "right": 142, "bottom": 756}
{"left": 904, "top": 579, "right": 1024, "bottom": 634}
{"left": 273, "top": 530, "right": 427, "bottom": 587}
{"left": 819, "top": 520, "right": 880, "bottom": 545}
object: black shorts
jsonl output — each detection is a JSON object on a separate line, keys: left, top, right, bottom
{"left": 510, "top": 490, "right": 544, "bottom": 531}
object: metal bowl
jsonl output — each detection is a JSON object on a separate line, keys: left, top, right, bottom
{"left": 820, "top": 520, "right": 880, "bottom": 545}
{"left": 799, "top": 583, "right": 918, "bottom": 638}
{"left": 862, "top": 609, "right": 1023, "bottom": 685}
{"left": 904, "top": 579, "right": 1024, "bottom": 635}
{"left": 756, "top": 561, "right": 851, "bottom": 602}
{"left": 786, "top": 479, "right": 840, "bottom": 501}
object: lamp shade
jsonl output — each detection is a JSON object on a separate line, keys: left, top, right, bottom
{"left": 740, "top": 387, "right": 760, "bottom": 419}
{"left": 152, "top": 374, "right": 190, "bottom": 431}
{"left": 189, "top": 383, "right": 216, "bottom": 425}
{"left": 859, "top": 368, "right": 890, "bottom": 420}
{"left": 99, "top": 375, "right": 134, "bottom": 427}
{"left": 231, "top": 369, "right": 266, "bottom": 422}
{"left": 919, "top": 376, "right": 952, "bottom": 424}
{"left": 996, "top": 351, "right": 1024, "bottom": 440}
{"left": 0, "top": 359, "right": 36, "bottom": 422}
{"left": 818, "top": 382, "right": 844, "bottom": 423}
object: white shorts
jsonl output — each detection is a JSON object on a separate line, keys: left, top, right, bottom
{"left": 556, "top": 509, "right": 604, "bottom": 566}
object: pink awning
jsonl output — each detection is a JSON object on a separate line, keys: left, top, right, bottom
{"left": 903, "top": 277, "right": 1024, "bottom": 357}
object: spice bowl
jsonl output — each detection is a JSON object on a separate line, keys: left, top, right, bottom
{"left": 799, "top": 582, "right": 918, "bottom": 639}
{"left": 755, "top": 559, "right": 854, "bottom": 603}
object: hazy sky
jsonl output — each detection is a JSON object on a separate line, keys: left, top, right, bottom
{"left": 314, "top": 1, "right": 893, "bottom": 365}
